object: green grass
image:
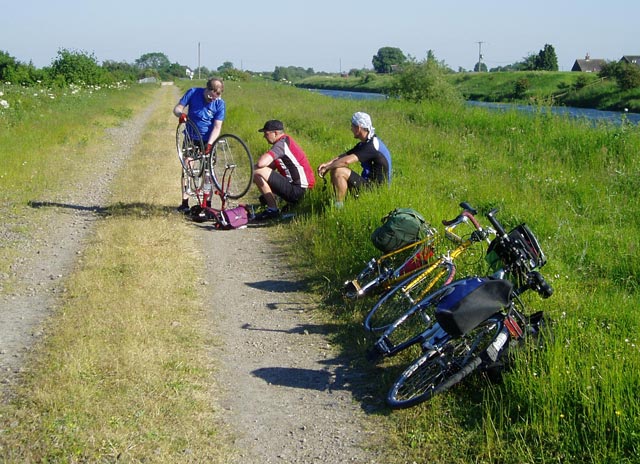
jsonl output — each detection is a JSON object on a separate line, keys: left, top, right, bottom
{"left": 297, "top": 71, "right": 640, "bottom": 112}
{"left": 226, "top": 80, "right": 639, "bottom": 463}
{"left": 1, "top": 78, "right": 638, "bottom": 463}
{"left": 0, "top": 84, "right": 231, "bottom": 462}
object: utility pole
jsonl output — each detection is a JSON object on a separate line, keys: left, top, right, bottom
{"left": 198, "top": 42, "right": 201, "bottom": 80}
{"left": 476, "top": 41, "right": 484, "bottom": 72}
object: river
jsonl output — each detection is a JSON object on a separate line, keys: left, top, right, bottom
{"left": 307, "top": 88, "right": 640, "bottom": 125}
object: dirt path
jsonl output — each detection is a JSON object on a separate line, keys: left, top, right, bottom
{"left": 197, "top": 224, "right": 387, "bottom": 463}
{"left": 0, "top": 94, "right": 160, "bottom": 390}
{"left": 0, "top": 86, "right": 391, "bottom": 462}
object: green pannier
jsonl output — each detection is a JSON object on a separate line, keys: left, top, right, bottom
{"left": 371, "top": 208, "right": 433, "bottom": 252}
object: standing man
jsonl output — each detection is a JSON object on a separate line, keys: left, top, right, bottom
{"left": 317, "top": 112, "right": 391, "bottom": 207}
{"left": 173, "top": 77, "right": 225, "bottom": 212}
{"left": 252, "top": 120, "right": 315, "bottom": 221}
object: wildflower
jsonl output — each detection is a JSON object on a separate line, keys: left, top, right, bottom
{"left": 0, "top": 99, "right": 9, "bottom": 109}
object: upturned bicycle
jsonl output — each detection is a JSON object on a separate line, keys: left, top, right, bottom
{"left": 176, "top": 120, "right": 253, "bottom": 222}
{"left": 370, "top": 208, "right": 553, "bottom": 408}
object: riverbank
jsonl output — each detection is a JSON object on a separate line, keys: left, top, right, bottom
{"left": 296, "top": 71, "right": 640, "bottom": 113}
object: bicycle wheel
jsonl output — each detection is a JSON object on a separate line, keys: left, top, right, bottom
{"left": 176, "top": 121, "right": 205, "bottom": 194}
{"left": 387, "top": 317, "right": 504, "bottom": 408}
{"left": 209, "top": 134, "right": 253, "bottom": 199}
{"left": 176, "top": 120, "right": 205, "bottom": 175}
{"left": 364, "top": 262, "right": 454, "bottom": 333}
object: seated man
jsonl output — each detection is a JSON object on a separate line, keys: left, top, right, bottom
{"left": 252, "top": 120, "right": 315, "bottom": 221}
{"left": 317, "top": 112, "right": 392, "bottom": 207}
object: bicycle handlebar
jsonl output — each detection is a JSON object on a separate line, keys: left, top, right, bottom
{"left": 486, "top": 208, "right": 507, "bottom": 237}
{"left": 442, "top": 202, "right": 494, "bottom": 243}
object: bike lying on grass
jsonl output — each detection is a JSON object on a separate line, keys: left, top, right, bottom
{"left": 363, "top": 203, "right": 496, "bottom": 333}
{"left": 176, "top": 119, "right": 253, "bottom": 225}
{"left": 367, "top": 207, "right": 553, "bottom": 408}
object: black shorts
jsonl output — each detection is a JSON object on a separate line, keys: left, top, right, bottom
{"left": 267, "top": 171, "right": 306, "bottom": 203}
{"left": 347, "top": 170, "right": 384, "bottom": 192}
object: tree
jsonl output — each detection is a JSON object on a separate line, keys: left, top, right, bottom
{"left": 535, "top": 44, "right": 558, "bottom": 71}
{"left": 50, "top": 48, "right": 108, "bottom": 85}
{"left": 135, "top": 52, "right": 170, "bottom": 70}
{"left": 390, "top": 51, "right": 462, "bottom": 104}
{"left": 474, "top": 62, "right": 488, "bottom": 72}
{"left": 217, "top": 62, "right": 235, "bottom": 72}
{"left": 600, "top": 61, "right": 640, "bottom": 90}
{"left": 372, "top": 47, "right": 406, "bottom": 74}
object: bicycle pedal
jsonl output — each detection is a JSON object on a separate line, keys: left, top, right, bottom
{"left": 343, "top": 280, "right": 361, "bottom": 298}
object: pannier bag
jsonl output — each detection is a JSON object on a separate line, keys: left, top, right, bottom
{"left": 435, "top": 277, "right": 513, "bottom": 337}
{"left": 217, "top": 205, "right": 250, "bottom": 229}
{"left": 371, "top": 208, "right": 434, "bottom": 252}
{"left": 486, "top": 223, "right": 546, "bottom": 272}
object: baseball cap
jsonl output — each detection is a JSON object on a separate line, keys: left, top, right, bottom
{"left": 258, "top": 120, "right": 285, "bottom": 132}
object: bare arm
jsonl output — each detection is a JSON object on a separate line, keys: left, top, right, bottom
{"left": 207, "top": 120, "right": 224, "bottom": 145}
{"left": 255, "top": 152, "right": 275, "bottom": 170}
{"left": 173, "top": 103, "right": 185, "bottom": 118}
{"left": 317, "top": 153, "right": 358, "bottom": 177}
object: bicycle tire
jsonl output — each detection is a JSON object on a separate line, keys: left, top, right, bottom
{"left": 387, "top": 317, "right": 503, "bottom": 408}
{"left": 176, "top": 120, "right": 205, "bottom": 175}
{"left": 364, "top": 262, "right": 454, "bottom": 333}
{"left": 209, "top": 134, "right": 253, "bottom": 199}
{"left": 176, "top": 120, "right": 206, "bottom": 195}
{"left": 373, "top": 287, "right": 449, "bottom": 358}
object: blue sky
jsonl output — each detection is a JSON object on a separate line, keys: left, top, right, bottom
{"left": 2, "top": 0, "right": 638, "bottom": 73}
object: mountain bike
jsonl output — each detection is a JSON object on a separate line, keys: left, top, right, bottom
{"left": 342, "top": 228, "right": 438, "bottom": 300}
{"left": 363, "top": 202, "right": 495, "bottom": 333}
{"left": 176, "top": 120, "right": 253, "bottom": 223}
{"left": 372, "top": 208, "right": 553, "bottom": 409}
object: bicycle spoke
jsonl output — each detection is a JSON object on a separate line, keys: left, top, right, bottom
{"left": 210, "top": 134, "right": 253, "bottom": 199}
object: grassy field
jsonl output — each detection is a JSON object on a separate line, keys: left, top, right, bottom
{"left": 297, "top": 71, "right": 640, "bottom": 113}
{"left": 226, "top": 80, "right": 640, "bottom": 463}
{"left": 1, "top": 78, "right": 639, "bottom": 463}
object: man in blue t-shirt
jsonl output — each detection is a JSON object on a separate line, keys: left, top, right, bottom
{"left": 173, "top": 77, "right": 225, "bottom": 212}
{"left": 317, "top": 112, "right": 392, "bottom": 207}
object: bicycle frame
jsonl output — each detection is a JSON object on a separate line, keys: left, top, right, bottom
{"left": 363, "top": 203, "right": 495, "bottom": 333}
{"left": 344, "top": 234, "right": 437, "bottom": 299}
{"left": 346, "top": 202, "right": 490, "bottom": 302}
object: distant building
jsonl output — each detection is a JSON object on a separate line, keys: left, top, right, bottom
{"left": 138, "top": 77, "right": 158, "bottom": 84}
{"left": 620, "top": 55, "right": 640, "bottom": 67}
{"left": 572, "top": 53, "right": 606, "bottom": 72}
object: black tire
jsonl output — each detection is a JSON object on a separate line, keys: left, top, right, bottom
{"left": 176, "top": 120, "right": 204, "bottom": 175}
{"left": 176, "top": 120, "right": 206, "bottom": 199}
{"left": 209, "top": 134, "right": 253, "bottom": 199}
{"left": 364, "top": 263, "right": 453, "bottom": 333}
{"left": 387, "top": 317, "right": 503, "bottom": 408}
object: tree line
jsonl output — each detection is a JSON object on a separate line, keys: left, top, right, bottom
{"left": 2, "top": 45, "right": 638, "bottom": 98}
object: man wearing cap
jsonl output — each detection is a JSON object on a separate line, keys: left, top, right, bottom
{"left": 317, "top": 112, "right": 392, "bottom": 207}
{"left": 252, "top": 120, "right": 316, "bottom": 221}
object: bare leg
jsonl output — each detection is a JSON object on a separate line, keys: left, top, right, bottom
{"left": 253, "top": 167, "right": 278, "bottom": 209}
{"left": 330, "top": 167, "right": 352, "bottom": 202}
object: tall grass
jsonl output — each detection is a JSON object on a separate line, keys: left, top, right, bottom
{"left": 226, "top": 80, "right": 639, "bottom": 463}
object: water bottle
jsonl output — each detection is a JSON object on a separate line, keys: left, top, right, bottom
{"left": 203, "top": 173, "right": 212, "bottom": 193}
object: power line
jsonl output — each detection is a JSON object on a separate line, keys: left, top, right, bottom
{"left": 476, "top": 41, "right": 484, "bottom": 71}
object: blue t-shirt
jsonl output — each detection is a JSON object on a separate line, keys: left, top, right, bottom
{"left": 179, "top": 88, "right": 226, "bottom": 141}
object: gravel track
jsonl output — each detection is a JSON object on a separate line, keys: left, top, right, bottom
{"left": 0, "top": 85, "right": 392, "bottom": 463}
